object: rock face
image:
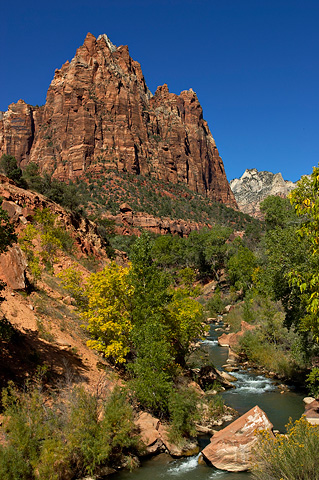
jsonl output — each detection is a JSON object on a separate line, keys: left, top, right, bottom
{"left": 0, "top": 33, "right": 237, "bottom": 209}
{"left": 0, "top": 245, "right": 28, "bottom": 290}
{"left": 107, "top": 203, "right": 209, "bottom": 237}
{"left": 230, "top": 168, "right": 295, "bottom": 217}
{"left": 201, "top": 405, "right": 273, "bottom": 472}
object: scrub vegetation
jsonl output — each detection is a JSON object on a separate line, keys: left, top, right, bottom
{"left": 2, "top": 154, "right": 319, "bottom": 475}
{"left": 252, "top": 416, "right": 319, "bottom": 480}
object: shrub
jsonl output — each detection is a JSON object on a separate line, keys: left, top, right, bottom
{"left": 0, "top": 317, "right": 18, "bottom": 342}
{"left": 307, "top": 367, "right": 319, "bottom": 398}
{"left": 168, "top": 386, "right": 200, "bottom": 442}
{"left": 252, "top": 416, "right": 319, "bottom": 480}
{"left": 19, "top": 208, "right": 74, "bottom": 280}
{"left": 0, "top": 155, "right": 24, "bottom": 186}
{"left": 206, "top": 289, "right": 225, "bottom": 316}
{"left": 224, "top": 303, "right": 244, "bottom": 332}
{"left": 236, "top": 293, "right": 306, "bottom": 378}
{"left": 0, "top": 381, "right": 141, "bottom": 480}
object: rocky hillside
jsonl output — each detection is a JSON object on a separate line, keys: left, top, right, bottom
{"left": 230, "top": 168, "right": 295, "bottom": 217}
{"left": 0, "top": 33, "right": 236, "bottom": 209}
{"left": 0, "top": 175, "right": 116, "bottom": 391}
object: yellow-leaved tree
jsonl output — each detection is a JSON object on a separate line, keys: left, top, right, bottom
{"left": 167, "top": 288, "right": 205, "bottom": 367}
{"left": 58, "top": 263, "right": 133, "bottom": 363}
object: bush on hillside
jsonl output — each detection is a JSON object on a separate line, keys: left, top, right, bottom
{"left": 0, "top": 381, "right": 141, "bottom": 480}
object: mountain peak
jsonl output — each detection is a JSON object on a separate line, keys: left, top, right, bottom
{"left": 97, "top": 33, "right": 117, "bottom": 52}
{"left": 230, "top": 169, "right": 295, "bottom": 217}
{"left": 0, "top": 34, "right": 237, "bottom": 209}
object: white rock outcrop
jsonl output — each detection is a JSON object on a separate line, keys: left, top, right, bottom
{"left": 230, "top": 168, "right": 295, "bottom": 217}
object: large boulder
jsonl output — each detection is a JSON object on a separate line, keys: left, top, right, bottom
{"left": 135, "top": 411, "right": 199, "bottom": 457}
{"left": 0, "top": 245, "right": 27, "bottom": 290}
{"left": 196, "top": 365, "right": 234, "bottom": 390}
{"left": 201, "top": 405, "right": 273, "bottom": 472}
{"left": 304, "top": 399, "right": 319, "bottom": 425}
{"left": 218, "top": 321, "right": 256, "bottom": 348}
{"left": 134, "top": 412, "right": 164, "bottom": 455}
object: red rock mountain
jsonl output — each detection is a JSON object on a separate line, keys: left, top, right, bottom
{"left": 0, "top": 33, "right": 237, "bottom": 209}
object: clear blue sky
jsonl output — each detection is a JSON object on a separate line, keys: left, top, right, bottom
{"left": 2, "top": 0, "right": 318, "bottom": 182}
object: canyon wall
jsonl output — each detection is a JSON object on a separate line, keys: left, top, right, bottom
{"left": 0, "top": 33, "right": 237, "bottom": 209}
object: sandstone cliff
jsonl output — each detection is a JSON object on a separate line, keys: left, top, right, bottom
{"left": 230, "top": 168, "right": 295, "bottom": 217}
{"left": 0, "top": 33, "right": 237, "bottom": 209}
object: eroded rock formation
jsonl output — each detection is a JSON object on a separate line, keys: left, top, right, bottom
{"left": 230, "top": 168, "right": 295, "bottom": 217}
{"left": 0, "top": 33, "right": 237, "bottom": 209}
{"left": 106, "top": 203, "right": 209, "bottom": 237}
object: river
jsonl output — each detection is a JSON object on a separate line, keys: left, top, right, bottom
{"left": 113, "top": 322, "right": 305, "bottom": 480}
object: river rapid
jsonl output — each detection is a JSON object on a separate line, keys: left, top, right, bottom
{"left": 113, "top": 323, "right": 305, "bottom": 480}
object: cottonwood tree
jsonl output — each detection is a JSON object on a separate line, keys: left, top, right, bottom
{"left": 288, "top": 167, "right": 319, "bottom": 340}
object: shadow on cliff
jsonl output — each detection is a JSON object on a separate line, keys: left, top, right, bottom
{"left": 0, "top": 326, "right": 90, "bottom": 391}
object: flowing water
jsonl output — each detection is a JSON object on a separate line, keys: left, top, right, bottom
{"left": 113, "top": 323, "right": 305, "bottom": 480}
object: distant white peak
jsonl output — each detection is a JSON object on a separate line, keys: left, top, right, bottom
{"left": 97, "top": 34, "right": 117, "bottom": 52}
{"left": 241, "top": 168, "right": 259, "bottom": 179}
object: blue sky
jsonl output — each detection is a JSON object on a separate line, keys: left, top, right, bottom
{"left": 2, "top": 0, "right": 318, "bottom": 182}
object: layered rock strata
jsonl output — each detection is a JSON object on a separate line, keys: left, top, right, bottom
{"left": 0, "top": 33, "right": 237, "bottom": 209}
{"left": 106, "top": 203, "right": 209, "bottom": 237}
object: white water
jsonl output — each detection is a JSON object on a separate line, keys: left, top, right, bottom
{"left": 227, "top": 372, "right": 275, "bottom": 395}
{"left": 200, "top": 339, "right": 218, "bottom": 346}
{"left": 113, "top": 322, "right": 304, "bottom": 480}
{"left": 165, "top": 455, "right": 240, "bottom": 479}
{"left": 166, "top": 454, "right": 201, "bottom": 475}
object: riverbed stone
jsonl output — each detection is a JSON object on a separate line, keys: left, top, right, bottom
{"left": 158, "top": 424, "right": 199, "bottom": 457}
{"left": 304, "top": 399, "right": 319, "bottom": 425}
{"left": 135, "top": 412, "right": 164, "bottom": 454}
{"left": 196, "top": 365, "right": 234, "bottom": 390}
{"left": 219, "top": 371, "right": 238, "bottom": 382}
{"left": 223, "top": 365, "right": 239, "bottom": 372}
{"left": 218, "top": 321, "right": 256, "bottom": 348}
{"left": 201, "top": 405, "right": 273, "bottom": 472}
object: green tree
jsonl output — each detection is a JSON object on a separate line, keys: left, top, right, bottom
{"left": 288, "top": 166, "right": 319, "bottom": 340}
{"left": 0, "top": 155, "right": 24, "bottom": 186}
{"left": 227, "top": 244, "right": 258, "bottom": 293}
{"left": 260, "top": 195, "right": 296, "bottom": 230}
{"left": 22, "top": 162, "right": 45, "bottom": 192}
{"left": 0, "top": 204, "right": 17, "bottom": 254}
{"left": 182, "top": 226, "right": 232, "bottom": 278}
{"left": 127, "top": 233, "right": 175, "bottom": 413}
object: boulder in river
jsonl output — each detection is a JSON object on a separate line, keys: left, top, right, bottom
{"left": 196, "top": 365, "right": 234, "bottom": 390}
{"left": 304, "top": 399, "right": 319, "bottom": 425}
{"left": 218, "top": 320, "right": 256, "bottom": 348}
{"left": 201, "top": 405, "right": 273, "bottom": 472}
{"left": 135, "top": 412, "right": 164, "bottom": 455}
